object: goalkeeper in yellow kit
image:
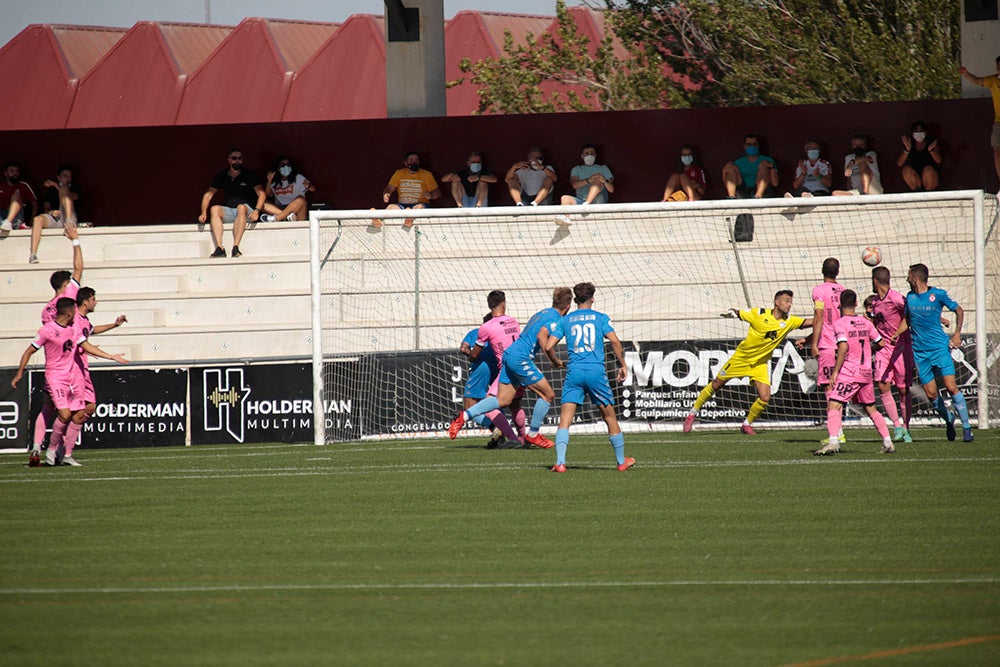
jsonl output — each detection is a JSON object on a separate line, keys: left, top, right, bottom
{"left": 683, "top": 290, "right": 814, "bottom": 435}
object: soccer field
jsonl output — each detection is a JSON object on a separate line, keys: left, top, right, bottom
{"left": 2, "top": 429, "right": 999, "bottom": 666}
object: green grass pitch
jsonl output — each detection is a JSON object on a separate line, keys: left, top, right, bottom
{"left": 1, "top": 428, "right": 998, "bottom": 666}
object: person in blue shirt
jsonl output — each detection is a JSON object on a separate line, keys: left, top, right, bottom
{"left": 449, "top": 287, "right": 573, "bottom": 448}
{"left": 544, "top": 282, "right": 634, "bottom": 472}
{"left": 722, "top": 134, "right": 779, "bottom": 198}
{"left": 559, "top": 144, "right": 614, "bottom": 205}
{"left": 894, "top": 263, "right": 973, "bottom": 442}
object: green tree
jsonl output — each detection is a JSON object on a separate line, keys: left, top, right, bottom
{"left": 605, "top": 0, "right": 961, "bottom": 107}
{"left": 454, "top": 0, "right": 683, "bottom": 113}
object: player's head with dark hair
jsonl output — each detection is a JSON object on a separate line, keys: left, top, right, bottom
{"left": 774, "top": 289, "right": 794, "bottom": 300}
{"left": 56, "top": 165, "right": 73, "bottom": 182}
{"left": 404, "top": 151, "right": 419, "bottom": 161}
{"left": 482, "top": 312, "right": 493, "bottom": 323}
{"left": 863, "top": 294, "right": 876, "bottom": 310}
{"left": 871, "top": 266, "right": 890, "bottom": 285}
{"left": 56, "top": 297, "right": 76, "bottom": 316}
{"left": 552, "top": 287, "right": 573, "bottom": 310}
{"left": 822, "top": 257, "right": 840, "bottom": 279}
{"left": 487, "top": 290, "right": 506, "bottom": 309}
{"left": 840, "top": 289, "right": 857, "bottom": 308}
{"left": 909, "top": 263, "right": 929, "bottom": 283}
{"left": 76, "top": 286, "right": 96, "bottom": 306}
{"left": 909, "top": 120, "right": 926, "bottom": 134}
{"left": 573, "top": 282, "right": 596, "bottom": 304}
{"left": 49, "top": 270, "right": 71, "bottom": 291}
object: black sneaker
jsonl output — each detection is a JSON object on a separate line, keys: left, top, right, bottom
{"left": 497, "top": 439, "right": 524, "bottom": 449}
{"left": 210, "top": 246, "right": 226, "bottom": 258}
{"left": 231, "top": 246, "right": 242, "bottom": 257}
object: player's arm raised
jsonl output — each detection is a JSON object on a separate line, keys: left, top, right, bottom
{"left": 65, "top": 223, "right": 83, "bottom": 282}
{"left": 93, "top": 315, "right": 127, "bottom": 335}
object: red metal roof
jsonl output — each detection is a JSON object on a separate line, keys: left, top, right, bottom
{"left": 283, "top": 15, "right": 386, "bottom": 122}
{"left": 66, "top": 22, "right": 230, "bottom": 128}
{"left": 444, "top": 11, "right": 551, "bottom": 116}
{"left": 0, "top": 24, "right": 126, "bottom": 130}
{"left": 175, "top": 18, "right": 336, "bottom": 126}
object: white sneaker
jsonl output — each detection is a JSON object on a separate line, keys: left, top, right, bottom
{"left": 0, "top": 220, "right": 11, "bottom": 231}
{"left": 259, "top": 214, "right": 276, "bottom": 222}
{"left": 62, "top": 456, "right": 82, "bottom": 467}
{"left": 530, "top": 201, "right": 539, "bottom": 206}
{"left": 516, "top": 202, "right": 524, "bottom": 206}
{"left": 880, "top": 443, "right": 896, "bottom": 454}
{"left": 813, "top": 440, "right": 840, "bottom": 456}
{"left": 45, "top": 449, "right": 57, "bottom": 466}
{"left": 28, "top": 253, "right": 38, "bottom": 264}
{"left": 287, "top": 212, "right": 297, "bottom": 221}
{"left": 554, "top": 214, "right": 572, "bottom": 227}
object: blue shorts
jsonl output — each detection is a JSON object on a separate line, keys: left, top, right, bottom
{"left": 500, "top": 354, "right": 544, "bottom": 388}
{"left": 570, "top": 192, "right": 608, "bottom": 205}
{"left": 561, "top": 366, "right": 613, "bottom": 406}
{"left": 912, "top": 347, "right": 956, "bottom": 386}
{"left": 461, "top": 194, "right": 488, "bottom": 208}
{"left": 464, "top": 364, "right": 494, "bottom": 400}
{"left": 219, "top": 204, "right": 252, "bottom": 223}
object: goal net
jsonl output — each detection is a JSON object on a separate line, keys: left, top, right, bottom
{"left": 309, "top": 191, "right": 998, "bottom": 443}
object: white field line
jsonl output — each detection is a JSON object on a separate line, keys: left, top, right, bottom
{"left": 0, "top": 456, "right": 997, "bottom": 485}
{"left": 2, "top": 577, "right": 999, "bottom": 596}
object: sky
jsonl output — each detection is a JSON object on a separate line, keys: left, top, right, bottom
{"left": 1, "top": 1, "right": 591, "bottom": 49}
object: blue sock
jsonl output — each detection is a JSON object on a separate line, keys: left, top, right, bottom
{"left": 952, "top": 392, "right": 971, "bottom": 429}
{"left": 610, "top": 432, "right": 625, "bottom": 465}
{"left": 933, "top": 395, "right": 953, "bottom": 423}
{"left": 473, "top": 414, "right": 491, "bottom": 428}
{"left": 529, "top": 398, "right": 550, "bottom": 434}
{"left": 466, "top": 396, "right": 500, "bottom": 420}
{"left": 555, "top": 428, "right": 569, "bottom": 465}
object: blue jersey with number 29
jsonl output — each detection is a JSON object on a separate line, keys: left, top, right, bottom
{"left": 561, "top": 308, "right": 614, "bottom": 368}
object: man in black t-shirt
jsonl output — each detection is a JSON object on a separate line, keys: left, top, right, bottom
{"left": 441, "top": 151, "right": 497, "bottom": 207}
{"left": 198, "top": 148, "right": 265, "bottom": 258}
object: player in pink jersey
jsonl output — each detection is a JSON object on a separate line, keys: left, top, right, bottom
{"left": 32, "top": 225, "right": 86, "bottom": 458}
{"left": 73, "top": 286, "right": 128, "bottom": 418}
{"left": 811, "top": 257, "right": 846, "bottom": 444}
{"left": 12, "top": 297, "right": 128, "bottom": 466}
{"left": 466, "top": 290, "right": 524, "bottom": 447}
{"left": 814, "top": 290, "right": 894, "bottom": 455}
{"left": 869, "top": 266, "right": 914, "bottom": 444}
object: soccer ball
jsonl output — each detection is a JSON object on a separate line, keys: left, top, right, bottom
{"left": 861, "top": 246, "right": 882, "bottom": 267}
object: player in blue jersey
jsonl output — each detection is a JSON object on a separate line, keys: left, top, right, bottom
{"left": 460, "top": 313, "right": 519, "bottom": 448}
{"left": 544, "top": 282, "right": 634, "bottom": 472}
{"left": 449, "top": 287, "right": 573, "bottom": 448}
{"left": 894, "top": 263, "right": 972, "bottom": 442}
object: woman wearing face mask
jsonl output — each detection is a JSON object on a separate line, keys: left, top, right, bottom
{"left": 662, "top": 145, "right": 707, "bottom": 202}
{"left": 787, "top": 140, "right": 833, "bottom": 197}
{"left": 261, "top": 157, "right": 315, "bottom": 222}
{"left": 898, "top": 121, "right": 942, "bottom": 191}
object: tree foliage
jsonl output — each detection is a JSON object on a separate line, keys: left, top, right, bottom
{"left": 605, "top": 0, "right": 961, "bottom": 107}
{"left": 454, "top": 0, "right": 682, "bottom": 113}
{"left": 455, "top": 0, "right": 961, "bottom": 111}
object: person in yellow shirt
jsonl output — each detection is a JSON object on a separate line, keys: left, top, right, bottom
{"left": 683, "top": 290, "right": 814, "bottom": 435}
{"left": 375, "top": 151, "right": 442, "bottom": 229}
{"left": 960, "top": 56, "right": 1000, "bottom": 188}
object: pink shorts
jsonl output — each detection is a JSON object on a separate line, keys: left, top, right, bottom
{"left": 48, "top": 379, "right": 86, "bottom": 412}
{"left": 828, "top": 379, "right": 875, "bottom": 405}
{"left": 817, "top": 347, "right": 837, "bottom": 386}
{"left": 80, "top": 377, "right": 96, "bottom": 404}
{"left": 874, "top": 343, "right": 912, "bottom": 388}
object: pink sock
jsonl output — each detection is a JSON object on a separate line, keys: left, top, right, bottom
{"left": 827, "top": 407, "right": 842, "bottom": 440}
{"left": 513, "top": 408, "right": 526, "bottom": 438}
{"left": 879, "top": 390, "right": 901, "bottom": 427}
{"left": 34, "top": 402, "right": 56, "bottom": 446}
{"left": 870, "top": 410, "right": 890, "bottom": 439}
{"left": 50, "top": 418, "right": 69, "bottom": 452}
{"left": 485, "top": 410, "right": 518, "bottom": 441}
{"left": 64, "top": 421, "right": 83, "bottom": 456}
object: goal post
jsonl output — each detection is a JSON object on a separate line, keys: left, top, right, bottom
{"left": 309, "top": 191, "right": 998, "bottom": 443}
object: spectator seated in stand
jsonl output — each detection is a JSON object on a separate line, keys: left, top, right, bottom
{"left": 506, "top": 147, "right": 557, "bottom": 206}
{"left": 898, "top": 120, "right": 942, "bottom": 192}
{"left": 0, "top": 161, "right": 37, "bottom": 232}
{"left": 441, "top": 151, "right": 497, "bottom": 208}
{"left": 560, "top": 144, "right": 614, "bottom": 206}
{"left": 722, "top": 134, "right": 779, "bottom": 198}
{"left": 261, "top": 157, "right": 315, "bottom": 222}
{"left": 662, "top": 145, "right": 707, "bottom": 202}
{"left": 832, "top": 134, "right": 884, "bottom": 196}
{"left": 374, "top": 151, "right": 441, "bottom": 229}
{"left": 29, "top": 166, "right": 78, "bottom": 264}
{"left": 786, "top": 140, "right": 833, "bottom": 197}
